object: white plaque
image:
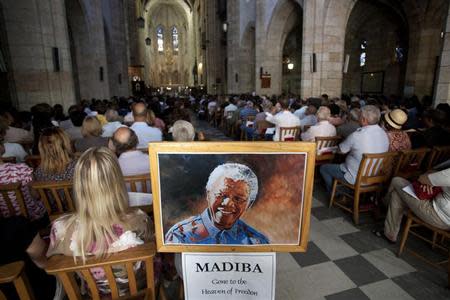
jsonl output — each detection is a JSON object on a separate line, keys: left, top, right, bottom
{"left": 182, "top": 252, "right": 276, "bottom": 300}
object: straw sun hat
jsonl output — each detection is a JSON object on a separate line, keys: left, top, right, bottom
{"left": 384, "top": 109, "right": 408, "bottom": 130}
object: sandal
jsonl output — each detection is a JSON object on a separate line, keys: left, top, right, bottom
{"left": 372, "top": 229, "right": 396, "bottom": 244}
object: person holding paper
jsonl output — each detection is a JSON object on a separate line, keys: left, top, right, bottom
{"left": 165, "top": 163, "right": 269, "bottom": 245}
{"left": 376, "top": 168, "right": 450, "bottom": 243}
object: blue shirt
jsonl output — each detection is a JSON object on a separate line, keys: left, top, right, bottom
{"left": 165, "top": 209, "right": 269, "bottom": 245}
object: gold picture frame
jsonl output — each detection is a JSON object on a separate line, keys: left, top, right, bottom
{"left": 149, "top": 142, "right": 316, "bottom": 253}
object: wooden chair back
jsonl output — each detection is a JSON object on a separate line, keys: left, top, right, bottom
{"left": 124, "top": 174, "right": 152, "bottom": 214}
{"left": 1, "top": 156, "right": 17, "bottom": 164}
{"left": 240, "top": 115, "right": 256, "bottom": 141}
{"left": 31, "top": 181, "right": 74, "bottom": 221}
{"left": 0, "top": 183, "right": 28, "bottom": 218}
{"left": 427, "top": 145, "right": 450, "bottom": 170}
{"left": 124, "top": 174, "right": 151, "bottom": 194}
{"left": 315, "top": 136, "right": 342, "bottom": 163}
{"left": 0, "top": 261, "right": 35, "bottom": 300}
{"left": 279, "top": 126, "right": 300, "bottom": 141}
{"left": 45, "top": 243, "right": 156, "bottom": 300}
{"left": 394, "top": 148, "right": 431, "bottom": 178}
{"left": 24, "top": 155, "right": 41, "bottom": 169}
{"left": 355, "top": 152, "right": 398, "bottom": 186}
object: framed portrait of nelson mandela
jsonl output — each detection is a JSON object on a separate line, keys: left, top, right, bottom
{"left": 148, "top": 142, "right": 316, "bottom": 253}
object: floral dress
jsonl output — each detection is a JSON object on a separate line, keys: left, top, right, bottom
{"left": 0, "top": 163, "right": 46, "bottom": 220}
{"left": 387, "top": 130, "right": 412, "bottom": 152}
{"left": 47, "top": 210, "right": 152, "bottom": 297}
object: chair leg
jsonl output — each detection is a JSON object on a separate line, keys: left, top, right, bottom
{"left": 353, "top": 191, "right": 360, "bottom": 225}
{"left": 398, "top": 214, "right": 413, "bottom": 256}
{"left": 329, "top": 180, "right": 338, "bottom": 208}
{"left": 432, "top": 231, "right": 438, "bottom": 249}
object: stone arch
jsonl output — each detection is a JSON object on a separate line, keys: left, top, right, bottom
{"left": 262, "top": 0, "right": 303, "bottom": 95}
{"left": 239, "top": 22, "right": 256, "bottom": 93}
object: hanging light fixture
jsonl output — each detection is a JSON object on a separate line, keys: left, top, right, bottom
{"left": 287, "top": 63, "right": 294, "bottom": 70}
{"left": 145, "top": 37, "right": 151, "bottom": 46}
{"left": 222, "top": 22, "right": 228, "bottom": 33}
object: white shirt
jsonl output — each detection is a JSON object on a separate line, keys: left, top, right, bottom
{"left": 102, "top": 121, "right": 124, "bottom": 137}
{"left": 265, "top": 110, "right": 301, "bottom": 141}
{"left": 429, "top": 168, "right": 450, "bottom": 226}
{"left": 124, "top": 112, "right": 134, "bottom": 124}
{"left": 130, "top": 122, "right": 162, "bottom": 148}
{"left": 64, "top": 126, "right": 83, "bottom": 141}
{"left": 223, "top": 103, "right": 237, "bottom": 117}
{"left": 118, "top": 150, "right": 150, "bottom": 176}
{"left": 2, "top": 143, "right": 28, "bottom": 162}
{"left": 299, "top": 115, "right": 317, "bottom": 130}
{"left": 294, "top": 106, "right": 308, "bottom": 120}
{"left": 339, "top": 125, "right": 389, "bottom": 184}
{"left": 301, "top": 120, "right": 336, "bottom": 142}
{"left": 4, "top": 126, "right": 33, "bottom": 144}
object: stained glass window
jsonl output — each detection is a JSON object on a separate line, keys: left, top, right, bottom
{"left": 172, "top": 27, "right": 179, "bottom": 52}
{"left": 360, "top": 39, "right": 367, "bottom": 67}
{"left": 157, "top": 26, "right": 164, "bottom": 52}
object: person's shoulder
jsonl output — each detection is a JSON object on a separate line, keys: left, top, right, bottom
{"left": 167, "top": 215, "right": 200, "bottom": 233}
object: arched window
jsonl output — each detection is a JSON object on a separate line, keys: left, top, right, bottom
{"left": 360, "top": 39, "right": 367, "bottom": 67}
{"left": 172, "top": 27, "right": 179, "bottom": 52}
{"left": 157, "top": 26, "right": 164, "bottom": 52}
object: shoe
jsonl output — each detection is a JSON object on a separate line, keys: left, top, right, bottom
{"left": 372, "top": 229, "right": 396, "bottom": 244}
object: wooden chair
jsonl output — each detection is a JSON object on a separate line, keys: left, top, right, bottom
{"left": 427, "top": 145, "right": 450, "bottom": 170}
{"left": 0, "top": 183, "right": 28, "bottom": 218}
{"left": 240, "top": 115, "right": 256, "bottom": 141}
{"left": 279, "top": 126, "right": 301, "bottom": 141}
{"left": 315, "top": 136, "right": 342, "bottom": 164}
{"left": 24, "top": 155, "right": 41, "bottom": 169}
{"left": 31, "top": 181, "right": 74, "bottom": 221}
{"left": 1, "top": 156, "right": 16, "bottom": 163}
{"left": 398, "top": 211, "right": 450, "bottom": 287}
{"left": 394, "top": 148, "right": 431, "bottom": 179}
{"left": 0, "top": 261, "right": 35, "bottom": 300}
{"left": 329, "top": 152, "right": 398, "bottom": 224}
{"left": 124, "top": 174, "right": 152, "bottom": 214}
{"left": 45, "top": 243, "right": 156, "bottom": 300}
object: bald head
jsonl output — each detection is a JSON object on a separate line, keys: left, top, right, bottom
{"left": 110, "top": 127, "right": 138, "bottom": 156}
{"left": 133, "top": 102, "right": 148, "bottom": 121}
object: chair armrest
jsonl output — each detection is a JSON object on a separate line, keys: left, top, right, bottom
{"left": 0, "top": 261, "right": 25, "bottom": 283}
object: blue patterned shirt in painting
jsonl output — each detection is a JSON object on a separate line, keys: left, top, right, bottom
{"left": 165, "top": 209, "right": 269, "bottom": 245}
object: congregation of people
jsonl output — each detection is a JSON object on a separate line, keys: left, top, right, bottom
{"left": 1, "top": 91, "right": 450, "bottom": 298}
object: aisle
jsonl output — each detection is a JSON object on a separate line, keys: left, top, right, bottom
{"left": 185, "top": 113, "right": 450, "bottom": 300}
{"left": 190, "top": 112, "right": 232, "bottom": 141}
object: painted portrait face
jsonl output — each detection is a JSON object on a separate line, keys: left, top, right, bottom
{"left": 209, "top": 177, "right": 250, "bottom": 230}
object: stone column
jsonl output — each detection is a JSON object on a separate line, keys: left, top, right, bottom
{"left": 2, "top": 0, "right": 76, "bottom": 110}
{"left": 435, "top": 3, "right": 450, "bottom": 105}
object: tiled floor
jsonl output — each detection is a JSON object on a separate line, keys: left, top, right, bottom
{"left": 189, "top": 117, "right": 450, "bottom": 299}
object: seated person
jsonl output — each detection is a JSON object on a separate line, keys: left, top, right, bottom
{"left": 74, "top": 116, "right": 108, "bottom": 152}
{"left": 109, "top": 127, "right": 150, "bottom": 176}
{"left": 34, "top": 127, "right": 77, "bottom": 182}
{"left": 0, "top": 216, "right": 55, "bottom": 299}
{"left": 0, "top": 118, "right": 28, "bottom": 162}
{"left": 0, "top": 142, "right": 46, "bottom": 222}
{"left": 64, "top": 109, "right": 86, "bottom": 141}
{"left": 382, "top": 109, "right": 411, "bottom": 152}
{"left": 301, "top": 106, "right": 336, "bottom": 142}
{"left": 265, "top": 98, "right": 300, "bottom": 141}
{"left": 47, "top": 147, "right": 152, "bottom": 297}
{"left": 375, "top": 168, "right": 450, "bottom": 243}
{"left": 337, "top": 108, "right": 361, "bottom": 139}
{"left": 320, "top": 105, "right": 389, "bottom": 192}
{"left": 102, "top": 109, "right": 124, "bottom": 138}
{"left": 172, "top": 120, "right": 196, "bottom": 142}
{"left": 299, "top": 105, "right": 318, "bottom": 130}
{"left": 410, "top": 109, "right": 450, "bottom": 148}
{"left": 0, "top": 111, "right": 33, "bottom": 144}
{"left": 130, "top": 103, "right": 163, "bottom": 148}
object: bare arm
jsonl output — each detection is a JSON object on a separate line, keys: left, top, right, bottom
{"left": 26, "top": 234, "right": 48, "bottom": 269}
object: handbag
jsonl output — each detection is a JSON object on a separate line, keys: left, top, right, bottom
{"left": 412, "top": 181, "right": 443, "bottom": 201}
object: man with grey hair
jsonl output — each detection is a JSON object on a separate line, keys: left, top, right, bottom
{"left": 301, "top": 106, "right": 336, "bottom": 142}
{"left": 165, "top": 163, "right": 269, "bottom": 244}
{"left": 337, "top": 108, "right": 361, "bottom": 138}
{"left": 320, "top": 105, "right": 388, "bottom": 192}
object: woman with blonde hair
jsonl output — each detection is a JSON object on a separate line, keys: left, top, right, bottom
{"left": 34, "top": 127, "right": 77, "bottom": 182}
{"left": 74, "top": 116, "right": 108, "bottom": 152}
{"left": 47, "top": 147, "right": 152, "bottom": 295}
